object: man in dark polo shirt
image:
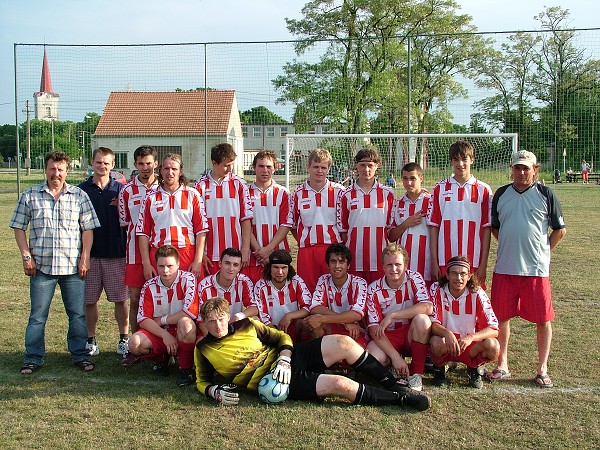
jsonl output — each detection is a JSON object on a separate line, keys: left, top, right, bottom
{"left": 79, "top": 147, "right": 129, "bottom": 356}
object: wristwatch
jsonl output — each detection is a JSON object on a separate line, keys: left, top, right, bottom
{"left": 22, "top": 255, "right": 31, "bottom": 262}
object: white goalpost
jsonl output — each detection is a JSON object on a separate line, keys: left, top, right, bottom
{"left": 284, "top": 133, "right": 519, "bottom": 189}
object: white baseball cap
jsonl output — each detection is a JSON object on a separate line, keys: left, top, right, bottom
{"left": 511, "top": 150, "right": 537, "bottom": 168}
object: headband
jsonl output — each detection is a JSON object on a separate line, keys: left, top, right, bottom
{"left": 446, "top": 260, "right": 471, "bottom": 272}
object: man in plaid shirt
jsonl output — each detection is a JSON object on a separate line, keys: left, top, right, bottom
{"left": 10, "top": 151, "right": 100, "bottom": 374}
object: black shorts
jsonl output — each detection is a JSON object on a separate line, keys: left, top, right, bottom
{"left": 288, "top": 337, "right": 327, "bottom": 401}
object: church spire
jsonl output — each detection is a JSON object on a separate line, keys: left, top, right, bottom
{"left": 40, "top": 47, "right": 54, "bottom": 93}
{"left": 34, "top": 47, "right": 59, "bottom": 121}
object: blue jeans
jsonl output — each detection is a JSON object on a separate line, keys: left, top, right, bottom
{"left": 24, "top": 271, "right": 89, "bottom": 365}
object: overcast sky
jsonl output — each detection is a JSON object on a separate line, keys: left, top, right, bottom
{"left": 1, "top": 0, "right": 598, "bottom": 124}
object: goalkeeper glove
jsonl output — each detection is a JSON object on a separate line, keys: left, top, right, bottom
{"left": 272, "top": 355, "right": 292, "bottom": 384}
{"left": 208, "top": 383, "right": 239, "bottom": 406}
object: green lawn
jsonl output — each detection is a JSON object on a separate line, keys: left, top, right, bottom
{"left": 0, "top": 178, "right": 599, "bottom": 449}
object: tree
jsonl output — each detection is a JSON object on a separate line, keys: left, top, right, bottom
{"left": 406, "top": 4, "right": 491, "bottom": 133}
{"left": 274, "top": 0, "right": 445, "bottom": 134}
{"left": 0, "top": 124, "right": 17, "bottom": 161}
{"left": 240, "top": 106, "right": 286, "bottom": 123}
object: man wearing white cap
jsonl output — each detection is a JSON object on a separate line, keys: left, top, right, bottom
{"left": 488, "top": 150, "right": 566, "bottom": 388}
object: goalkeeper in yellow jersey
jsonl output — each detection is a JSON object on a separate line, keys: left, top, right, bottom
{"left": 195, "top": 297, "right": 431, "bottom": 410}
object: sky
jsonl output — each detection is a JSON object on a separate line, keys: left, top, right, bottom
{"left": 1, "top": 0, "right": 598, "bottom": 125}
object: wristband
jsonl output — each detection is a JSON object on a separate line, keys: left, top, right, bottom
{"left": 160, "top": 315, "right": 169, "bottom": 326}
{"left": 277, "top": 355, "right": 291, "bottom": 364}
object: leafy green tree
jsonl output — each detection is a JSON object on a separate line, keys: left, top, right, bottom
{"left": 274, "top": 0, "right": 448, "bottom": 134}
{"left": 0, "top": 124, "right": 17, "bottom": 161}
{"left": 240, "top": 106, "right": 286, "bottom": 123}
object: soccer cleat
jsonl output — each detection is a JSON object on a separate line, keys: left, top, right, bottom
{"left": 397, "top": 391, "right": 431, "bottom": 411}
{"left": 433, "top": 365, "right": 447, "bottom": 387}
{"left": 407, "top": 373, "right": 423, "bottom": 392}
{"left": 468, "top": 366, "right": 484, "bottom": 389}
{"left": 176, "top": 368, "right": 196, "bottom": 387}
{"left": 153, "top": 358, "right": 171, "bottom": 376}
{"left": 85, "top": 339, "right": 99, "bottom": 356}
{"left": 117, "top": 338, "right": 129, "bottom": 355}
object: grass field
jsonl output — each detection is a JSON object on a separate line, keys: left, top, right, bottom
{"left": 1, "top": 174, "right": 599, "bottom": 449}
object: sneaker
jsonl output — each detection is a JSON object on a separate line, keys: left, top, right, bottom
{"left": 398, "top": 391, "right": 431, "bottom": 411}
{"left": 176, "top": 368, "right": 196, "bottom": 387}
{"left": 433, "top": 365, "right": 447, "bottom": 387}
{"left": 407, "top": 374, "right": 423, "bottom": 392}
{"left": 468, "top": 366, "right": 484, "bottom": 389}
{"left": 120, "top": 352, "right": 140, "bottom": 367}
{"left": 85, "top": 339, "right": 99, "bottom": 356}
{"left": 117, "top": 338, "right": 129, "bottom": 355}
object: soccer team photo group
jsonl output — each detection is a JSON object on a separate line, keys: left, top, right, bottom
{"left": 10, "top": 138, "right": 566, "bottom": 412}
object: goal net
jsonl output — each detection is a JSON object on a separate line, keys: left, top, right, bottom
{"left": 284, "top": 133, "right": 518, "bottom": 189}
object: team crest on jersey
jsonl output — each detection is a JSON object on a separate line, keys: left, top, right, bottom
{"left": 153, "top": 199, "right": 167, "bottom": 212}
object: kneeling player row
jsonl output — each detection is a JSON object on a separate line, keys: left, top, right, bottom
{"left": 127, "top": 242, "right": 498, "bottom": 403}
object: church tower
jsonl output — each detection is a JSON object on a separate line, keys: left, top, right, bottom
{"left": 34, "top": 48, "right": 59, "bottom": 121}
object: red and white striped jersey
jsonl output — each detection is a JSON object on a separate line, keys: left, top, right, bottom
{"left": 291, "top": 180, "right": 343, "bottom": 248}
{"left": 194, "top": 172, "right": 253, "bottom": 262}
{"left": 118, "top": 177, "right": 158, "bottom": 264}
{"left": 254, "top": 275, "right": 311, "bottom": 326}
{"left": 429, "top": 282, "right": 498, "bottom": 339}
{"left": 426, "top": 176, "right": 492, "bottom": 268}
{"left": 137, "top": 270, "right": 198, "bottom": 324}
{"left": 366, "top": 270, "right": 431, "bottom": 329}
{"left": 390, "top": 190, "right": 432, "bottom": 281}
{"left": 196, "top": 272, "right": 255, "bottom": 317}
{"left": 310, "top": 273, "right": 367, "bottom": 318}
{"left": 247, "top": 181, "right": 293, "bottom": 263}
{"left": 136, "top": 185, "right": 208, "bottom": 249}
{"left": 337, "top": 182, "right": 395, "bottom": 272}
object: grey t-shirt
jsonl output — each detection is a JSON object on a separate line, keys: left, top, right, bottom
{"left": 492, "top": 182, "right": 565, "bottom": 276}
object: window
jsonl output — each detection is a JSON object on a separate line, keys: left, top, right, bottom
{"left": 114, "top": 152, "right": 128, "bottom": 169}
{"left": 280, "top": 126, "right": 288, "bottom": 137}
{"left": 266, "top": 126, "right": 275, "bottom": 137}
{"left": 253, "top": 127, "right": 262, "bottom": 138}
{"left": 242, "top": 126, "right": 248, "bottom": 137}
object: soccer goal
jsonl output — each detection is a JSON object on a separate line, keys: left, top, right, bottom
{"left": 284, "top": 133, "right": 518, "bottom": 189}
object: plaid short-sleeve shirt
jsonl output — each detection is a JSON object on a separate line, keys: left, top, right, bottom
{"left": 9, "top": 182, "right": 100, "bottom": 275}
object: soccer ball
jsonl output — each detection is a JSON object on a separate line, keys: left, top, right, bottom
{"left": 258, "top": 371, "right": 289, "bottom": 404}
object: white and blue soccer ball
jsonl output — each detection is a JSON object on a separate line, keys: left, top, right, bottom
{"left": 258, "top": 371, "right": 289, "bottom": 404}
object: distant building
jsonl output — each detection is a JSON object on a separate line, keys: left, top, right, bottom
{"left": 34, "top": 48, "right": 59, "bottom": 121}
{"left": 93, "top": 90, "right": 243, "bottom": 178}
{"left": 241, "top": 123, "right": 332, "bottom": 170}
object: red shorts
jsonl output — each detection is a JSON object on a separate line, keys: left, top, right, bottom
{"left": 430, "top": 342, "right": 492, "bottom": 368}
{"left": 241, "top": 265, "right": 264, "bottom": 285}
{"left": 297, "top": 245, "right": 330, "bottom": 293}
{"left": 383, "top": 325, "right": 411, "bottom": 356}
{"left": 137, "top": 327, "right": 177, "bottom": 358}
{"left": 85, "top": 257, "right": 128, "bottom": 304}
{"left": 149, "top": 245, "right": 203, "bottom": 279}
{"left": 491, "top": 273, "right": 555, "bottom": 323}
{"left": 327, "top": 323, "right": 367, "bottom": 348}
{"left": 350, "top": 269, "right": 384, "bottom": 285}
{"left": 124, "top": 263, "right": 146, "bottom": 289}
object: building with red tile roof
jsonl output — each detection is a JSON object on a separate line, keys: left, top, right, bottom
{"left": 93, "top": 90, "right": 243, "bottom": 178}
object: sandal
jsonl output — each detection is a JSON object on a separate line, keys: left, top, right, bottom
{"left": 74, "top": 359, "right": 95, "bottom": 372}
{"left": 486, "top": 368, "right": 512, "bottom": 382}
{"left": 20, "top": 363, "right": 41, "bottom": 375}
{"left": 533, "top": 373, "right": 553, "bottom": 388}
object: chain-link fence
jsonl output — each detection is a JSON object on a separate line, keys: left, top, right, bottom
{"left": 10, "top": 27, "right": 600, "bottom": 183}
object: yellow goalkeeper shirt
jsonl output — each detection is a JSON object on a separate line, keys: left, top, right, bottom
{"left": 195, "top": 317, "right": 294, "bottom": 395}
